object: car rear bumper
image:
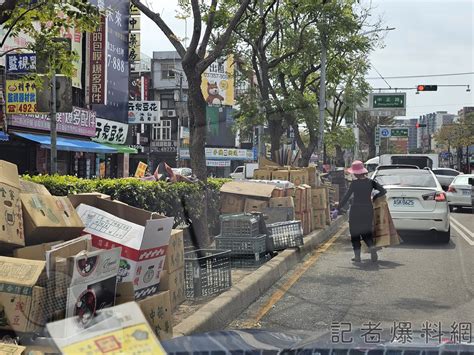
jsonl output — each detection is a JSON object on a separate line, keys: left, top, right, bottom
{"left": 447, "top": 193, "right": 472, "bottom": 206}
{"left": 391, "top": 209, "right": 450, "bottom": 232}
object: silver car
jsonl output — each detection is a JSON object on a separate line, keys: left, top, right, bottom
{"left": 432, "top": 168, "right": 461, "bottom": 190}
{"left": 373, "top": 168, "right": 450, "bottom": 243}
{"left": 447, "top": 173, "right": 474, "bottom": 211}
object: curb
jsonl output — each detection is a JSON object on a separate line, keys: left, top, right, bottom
{"left": 173, "top": 215, "right": 348, "bottom": 337}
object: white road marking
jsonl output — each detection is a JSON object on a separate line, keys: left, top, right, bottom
{"left": 450, "top": 217, "right": 474, "bottom": 246}
{"left": 451, "top": 216, "right": 474, "bottom": 238}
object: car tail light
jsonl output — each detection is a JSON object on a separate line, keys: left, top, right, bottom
{"left": 422, "top": 192, "right": 446, "bottom": 201}
{"left": 435, "top": 192, "right": 446, "bottom": 201}
{"left": 447, "top": 185, "right": 456, "bottom": 193}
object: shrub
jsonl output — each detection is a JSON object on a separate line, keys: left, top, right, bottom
{"left": 23, "top": 175, "right": 229, "bottom": 233}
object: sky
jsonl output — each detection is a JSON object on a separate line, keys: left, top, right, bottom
{"left": 139, "top": 0, "right": 474, "bottom": 119}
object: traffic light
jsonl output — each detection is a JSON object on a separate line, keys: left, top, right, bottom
{"left": 416, "top": 123, "right": 427, "bottom": 128}
{"left": 417, "top": 85, "right": 438, "bottom": 92}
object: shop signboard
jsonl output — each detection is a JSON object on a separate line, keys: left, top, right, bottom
{"left": 201, "top": 55, "right": 234, "bottom": 106}
{"left": 134, "top": 161, "right": 147, "bottom": 178}
{"left": 128, "top": 101, "right": 160, "bottom": 123}
{"left": 9, "top": 107, "right": 96, "bottom": 137}
{"left": 5, "top": 80, "right": 38, "bottom": 114}
{"left": 206, "top": 160, "right": 231, "bottom": 167}
{"left": 89, "top": 15, "right": 106, "bottom": 104}
{"left": 93, "top": 117, "right": 128, "bottom": 144}
{"left": 6, "top": 53, "right": 36, "bottom": 73}
{"left": 179, "top": 147, "right": 253, "bottom": 161}
{"left": 150, "top": 141, "right": 176, "bottom": 153}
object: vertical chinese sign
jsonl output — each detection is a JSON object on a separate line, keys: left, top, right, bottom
{"left": 129, "top": 4, "right": 141, "bottom": 66}
{"left": 89, "top": 16, "right": 106, "bottom": 105}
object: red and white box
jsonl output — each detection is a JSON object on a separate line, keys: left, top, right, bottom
{"left": 76, "top": 204, "right": 173, "bottom": 300}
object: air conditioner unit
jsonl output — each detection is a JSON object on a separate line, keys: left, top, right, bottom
{"left": 167, "top": 110, "right": 176, "bottom": 117}
{"left": 161, "top": 110, "right": 168, "bottom": 117}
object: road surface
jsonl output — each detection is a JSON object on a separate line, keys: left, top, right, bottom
{"left": 230, "top": 210, "right": 474, "bottom": 345}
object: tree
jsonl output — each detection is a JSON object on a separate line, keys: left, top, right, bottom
{"left": 1, "top": 0, "right": 99, "bottom": 78}
{"left": 132, "top": 0, "right": 250, "bottom": 247}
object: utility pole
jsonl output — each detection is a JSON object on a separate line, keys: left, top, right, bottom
{"left": 176, "top": 72, "right": 183, "bottom": 167}
{"left": 50, "top": 73, "right": 57, "bottom": 174}
{"left": 318, "top": 34, "right": 327, "bottom": 169}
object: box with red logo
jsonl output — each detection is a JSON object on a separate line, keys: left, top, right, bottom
{"left": 75, "top": 202, "right": 173, "bottom": 300}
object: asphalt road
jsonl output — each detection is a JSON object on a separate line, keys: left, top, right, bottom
{"left": 230, "top": 209, "right": 474, "bottom": 345}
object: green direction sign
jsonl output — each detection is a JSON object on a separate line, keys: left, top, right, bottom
{"left": 372, "top": 94, "right": 405, "bottom": 109}
{"left": 391, "top": 128, "right": 409, "bottom": 137}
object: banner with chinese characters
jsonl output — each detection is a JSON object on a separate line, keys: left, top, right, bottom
{"left": 9, "top": 107, "right": 96, "bottom": 137}
{"left": 129, "top": 32, "right": 140, "bottom": 63}
{"left": 89, "top": 15, "right": 106, "bottom": 104}
{"left": 179, "top": 147, "right": 253, "bottom": 161}
{"left": 150, "top": 141, "right": 176, "bottom": 153}
{"left": 5, "top": 80, "right": 38, "bottom": 114}
{"left": 63, "top": 28, "right": 83, "bottom": 89}
{"left": 128, "top": 101, "right": 160, "bottom": 123}
{"left": 93, "top": 117, "right": 128, "bottom": 145}
{"left": 201, "top": 55, "right": 234, "bottom": 106}
{"left": 206, "top": 160, "right": 230, "bottom": 167}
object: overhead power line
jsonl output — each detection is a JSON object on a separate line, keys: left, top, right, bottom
{"left": 366, "top": 72, "right": 474, "bottom": 80}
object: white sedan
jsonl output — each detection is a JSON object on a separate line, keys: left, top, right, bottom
{"left": 373, "top": 168, "right": 450, "bottom": 243}
{"left": 447, "top": 174, "right": 474, "bottom": 211}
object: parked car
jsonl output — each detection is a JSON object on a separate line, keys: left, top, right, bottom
{"left": 432, "top": 168, "right": 461, "bottom": 190}
{"left": 447, "top": 174, "right": 474, "bottom": 211}
{"left": 373, "top": 168, "right": 450, "bottom": 243}
{"left": 172, "top": 168, "right": 193, "bottom": 177}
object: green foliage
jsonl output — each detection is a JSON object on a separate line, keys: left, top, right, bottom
{"left": 22, "top": 175, "right": 229, "bottom": 234}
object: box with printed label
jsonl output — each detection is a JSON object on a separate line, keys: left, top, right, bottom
{"left": 164, "top": 229, "right": 184, "bottom": 273}
{"left": 20, "top": 194, "right": 84, "bottom": 245}
{"left": 312, "top": 209, "right": 326, "bottom": 229}
{"left": 253, "top": 169, "right": 272, "bottom": 180}
{"left": 294, "top": 186, "right": 307, "bottom": 213}
{"left": 220, "top": 193, "right": 245, "bottom": 214}
{"left": 19, "top": 179, "right": 51, "bottom": 196}
{"left": 304, "top": 166, "right": 320, "bottom": 187}
{"left": 76, "top": 202, "right": 173, "bottom": 300}
{"left": 0, "top": 160, "right": 25, "bottom": 248}
{"left": 311, "top": 187, "right": 328, "bottom": 210}
{"left": 65, "top": 247, "right": 121, "bottom": 325}
{"left": 269, "top": 197, "right": 294, "bottom": 208}
{"left": 0, "top": 256, "right": 47, "bottom": 333}
{"left": 301, "top": 184, "right": 312, "bottom": 210}
{"left": 289, "top": 170, "right": 309, "bottom": 186}
{"left": 271, "top": 170, "right": 290, "bottom": 181}
{"left": 158, "top": 267, "right": 185, "bottom": 310}
{"left": 46, "top": 302, "right": 166, "bottom": 353}
{"left": 244, "top": 198, "right": 268, "bottom": 213}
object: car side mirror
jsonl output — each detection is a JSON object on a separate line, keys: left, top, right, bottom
{"left": 469, "top": 178, "right": 474, "bottom": 186}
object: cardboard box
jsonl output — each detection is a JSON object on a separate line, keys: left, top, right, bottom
{"left": 76, "top": 201, "right": 173, "bottom": 299}
{"left": 301, "top": 184, "right": 312, "bottom": 209}
{"left": 305, "top": 210, "right": 312, "bottom": 234}
{"left": 244, "top": 198, "right": 268, "bottom": 213}
{"left": 0, "top": 160, "right": 25, "bottom": 248}
{"left": 0, "top": 343, "right": 25, "bottom": 355}
{"left": 47, "top": 302, "right": 165, "bottom": 353}
{"left": 271, "top": 170, "right": 290, "bottom": 181}
{"left": 312, "top": 209, "right": 326, "bottom": 229}
{"left": 262, "top": 207, "right": 295, "bottom": 224}
{"left": 21, "top": 194, "right": 84, "bottom": 245}
{"left": 0, "top": 256, "right": 46, "bottom": 333}
{"left": 289, "top": 170, "right": 309, "bottom": 186}
{"left": 220, "top": 181, "right": 276, "bottom": 199}
{"left": 311, "top": 187, "right": 328, "bottom": 210}
{"left": 115, "top": 285, "right": 173, "bottom": 341}
{"left": 65, "top": 247, "right": 121, "bottom": 323}
{"left": 220, "top": 193, "right": 245, "bottom": 214}
{"left": 164, "top": 229, "right": 184, "bottom": 273}
{"left": 305, "top": 166, "right": 319, "bottom": 187}
{"left": 68, "top": 192, "right": 111, "bottom": 200}
{"left": 269, "top": 197, "right": 294, "bottom": 208}
{"left": 325, "top": 207, "right": 331, "bottom": 225}
{"left": 271, "top": 187, "right": 285, "bottom": 198}
{"left": 18, "top": 179, "right": 51, "bottom": 196}
{"left": 13, "top": 241, "right": 63, "bottom": 260}
{"left": 253, "top": 169, "right": 272, "bottom": 180}
{"left": 294, "top": 186, "right": 307, "bottom": 213}
{"left": 158, "top": 267, "right": 185, "bottom": 310}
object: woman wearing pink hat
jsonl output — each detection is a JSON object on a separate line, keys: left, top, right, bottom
{"left": 339, "top": 160, "right": 386, "bottom": 262}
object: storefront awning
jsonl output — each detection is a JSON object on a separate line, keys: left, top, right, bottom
{"left": 0, "top": 132, "right": 9, "bottom": 141}
{"left": 14, "top": 132, "right": 117, "bottom": 154}
{"left": 101, "top": 143, "right": 138, "bottom": 154}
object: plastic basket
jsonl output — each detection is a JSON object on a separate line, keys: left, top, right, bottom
{"left": 220, "top": 213, "right": 260, "bottom": 238}
{"left": 184, "top": 249, "right": 232, "bottom": 299}
{"left": 267, "top": 221, "right": 304, "bottom": 250}
{"left": 215, "top": 234, "right": 267, "bottom": 255}
{"left": 231, "top": 253, "right": 272, "bottom": 268}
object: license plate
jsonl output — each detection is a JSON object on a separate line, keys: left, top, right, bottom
{"left": 393, "top": 198, "right": 415, "bottom": 207}
{"left": 462, "top": 190, "right": 471, "bottom": 196}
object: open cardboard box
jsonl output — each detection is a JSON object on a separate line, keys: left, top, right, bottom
{"left": 18, "top": 179, "right": 51, "bottom": 196}
{"left": 0, "top": 160, "right": 25, "bottom": 248}
{"left": 71, "top": 196, "right": 173, "bottom": 300}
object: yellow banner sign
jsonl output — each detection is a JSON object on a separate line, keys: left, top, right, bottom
{"left": 5, "top": 80, "right": 38, "bottom": 114}
{"left": 134, "top": 161, "right": 148, "bottom": 178}
{"left": 201, "top": 55, "right": 234, "bottom": 107}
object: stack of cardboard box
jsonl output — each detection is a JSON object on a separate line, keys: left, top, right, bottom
{"left": 311, "top": 186, "right": 329, "bottom": 230}
{"left": 294, "top": 185, "right": 312, "bottom": 235}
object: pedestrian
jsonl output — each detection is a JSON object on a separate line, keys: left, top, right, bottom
{"left": 339, "top": 160, "right": 386, "bottom": 263}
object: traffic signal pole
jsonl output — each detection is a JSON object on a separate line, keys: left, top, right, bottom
{"left": 50, "top": 72, "right": 57, "bottom": 174}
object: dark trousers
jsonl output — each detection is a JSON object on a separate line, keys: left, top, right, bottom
{"left": 351, "top": 233, "right": 374, "bottom": 251}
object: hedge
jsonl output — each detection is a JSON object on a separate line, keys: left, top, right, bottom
{"left": 23, "top": 175, "right": 230, "bottom": 234}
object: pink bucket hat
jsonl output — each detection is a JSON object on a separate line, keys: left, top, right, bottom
{"left": 347, "top": 160, "right": 368, "bottom": 174}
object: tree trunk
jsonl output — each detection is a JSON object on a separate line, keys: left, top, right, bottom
{"left": 335, "top": 145, "right": 344, "bottom": 166}
{"left": 268, "top": 119, "right": 283, "bottom": 162}
{"left": 182, "top": 63, "right": 210, "bottom": 247}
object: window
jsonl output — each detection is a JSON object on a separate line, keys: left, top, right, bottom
{"left": 161, "top": 63, "right": 175, "bottom": 80}
{"left": 453, "top": 175, "right": 472, "bottom": 185}
{"left": 160, "top": 93, "right": 175, "bottom": 109}
{"left": 152, "top": 120, "right": 172, "bottom": 141}
{"left": 375, "top": 170, "right": 437, "bottom": 187}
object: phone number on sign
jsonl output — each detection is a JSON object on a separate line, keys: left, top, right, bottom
{"left": 107, "top": 54, "right": 126, "bottom": 73}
